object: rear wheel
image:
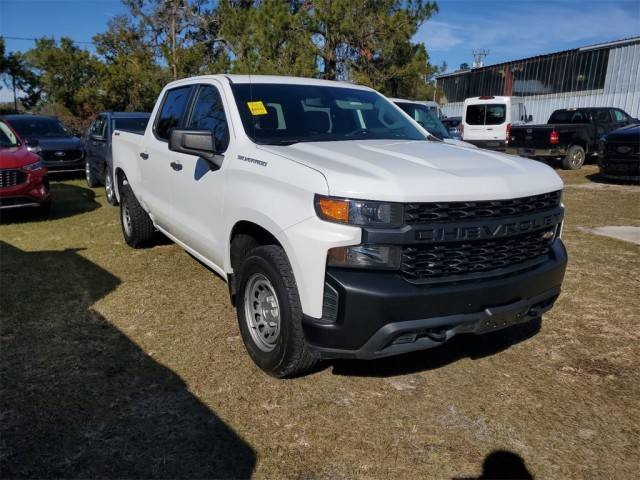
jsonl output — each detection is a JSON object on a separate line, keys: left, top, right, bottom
{"left": 562, "top": 145, "right": 585, "bottom": 170}
{"left": 236, "top": 245, "right": 318, "bottom": 378}
{"left": 85, "top": 160, "right": 99, "bottom": 187}
{"left": 119, "top": 184, "right": 154, "bottom": 248}
{"left": 104, "top": 167, "right": 118, "bottom": 206}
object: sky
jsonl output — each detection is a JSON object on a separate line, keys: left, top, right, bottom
{"left": 0, "top": 0, "right": 639, "bottom": 93}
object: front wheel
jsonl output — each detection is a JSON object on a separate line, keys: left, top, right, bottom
{"left": 85, "top": 160, "right": 99, "bottom": 187}
{"left": 562, "top": 145, "right": 585, "bottom": 170}
{"left": 236, "top": 245, "right": 318, "bottom": 378}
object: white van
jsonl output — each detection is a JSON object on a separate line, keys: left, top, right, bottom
{"left": 462, "top": 96, "right": 531, "bottom": 150}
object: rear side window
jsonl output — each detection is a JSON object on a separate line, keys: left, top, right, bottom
{"left": 185, "top": 85, "right": 229, "bottom": 151}
{"left": 155, "top": 86, "right": 192, "bottom": 140}
{"left": 465, "top": 104, "right": 506, "bottom": 125}
{"left": 91, "top": 116, "right": 107, "bottom": 138}
{"left": 548, "top": 110, "right": 590, "bottom": 124}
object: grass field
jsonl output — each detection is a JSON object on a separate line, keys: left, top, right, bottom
{"left": 1, "top": 165, "right": 638, "bottom": 479}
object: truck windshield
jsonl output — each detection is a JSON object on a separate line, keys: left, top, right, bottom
{"left": 7, "top": 117, "right": 72, "bottom": 138}
{"left": 112, "top": 117, "right": 150, "bottom": 133}
{"left": 395, "top": 102, "right": 450, "bottom": 139}
{"left": 231, "top": 83, "right": 425, "bottom": 145}
{"left": 548, "top": 110, "right": 590, "bottom": 124}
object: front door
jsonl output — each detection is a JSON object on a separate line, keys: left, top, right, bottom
{"left": 169, "top": 82, "right": 230, "bottom": 268}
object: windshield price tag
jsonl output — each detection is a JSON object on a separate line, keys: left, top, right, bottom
{"left": 247, "top": 101, "right": 268, "bottom": 116}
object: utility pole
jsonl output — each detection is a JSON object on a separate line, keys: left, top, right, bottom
{"left": 12, "top": 73, "right": 17, "bottom": 113}
{"left": 472, "top": 49, "right": 489, "bottom": 69}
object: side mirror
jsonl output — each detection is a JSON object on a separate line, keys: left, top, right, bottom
{"left": 169, "top": 129, "right": 223, "bottom": 169}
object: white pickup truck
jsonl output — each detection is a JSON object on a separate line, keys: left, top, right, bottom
{"left": 112, "top": 75, "right": 567, "bottom": 377}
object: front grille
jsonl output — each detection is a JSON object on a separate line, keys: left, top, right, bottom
{"left": 405, "top": 191, "right": 561, "bottom": 224}
{"left": 607, "top": 142, "right": 639, "bottom": 158}
{"left": 401, "top": 229, "right": 554, "bottom": 281}
{"left": 0, "top": 169, "right": 27, "bottom": 189}
{"left": 41, "top": 149, "right": 83, "bottom": 162}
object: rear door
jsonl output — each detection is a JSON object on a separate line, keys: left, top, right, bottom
{"left": 169, "top": 82, "right": 230, "bottom": 267}
{"left": 87, "top": 115, "right": 109, "bottom": 179}
{"left": 464, "top": 103, "right": 507, "bottom": 141}
{"left": 141, "top": 85, "right": 195, "bottom": 230}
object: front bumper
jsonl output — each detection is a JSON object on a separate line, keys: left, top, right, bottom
{"left": 0, "top": 170, "right": 50, "bottom": 210}
{"left": 506, "top": 147, "right": 567, "bottom": 158}
{"left": 599, "top": 158, "right": 640, "bottom": 182}
{"left": 464, "top": 139, "right": 506, "bottom": 151}
{"left": 303, "top": 240, "right": 567, "bottom": 359}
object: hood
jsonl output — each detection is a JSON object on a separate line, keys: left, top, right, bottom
{"left": 0, "top": 145, "right": 41, "bottom": 169}
{"left": 606, "top": 124, "right": 639, "bottom": 141}
{"left": 443, "top": 138, "right": 477, "bottom": 149}
{"left": 260, "top": 139, "right": 563, "bottom": 202}
{"left": 30, "top": 136, "right": 82, "bottom": 151}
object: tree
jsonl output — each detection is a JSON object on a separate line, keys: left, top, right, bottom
{"left": 217, "top": 0, "right": 316, "bottom": 76}
{"left": 93, "top": 15, "right": 168, "bottom": 111}
{"left": 26, "top": 37, "right": 103, "bottom": 119}
{"left": 459, "top": 62, "right": 469, "bottom": 70}
{"left": 0, "top": 37, "right": 41, "bottom": 111}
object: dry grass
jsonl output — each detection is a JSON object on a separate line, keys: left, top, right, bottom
{"left": 1, "top": 165, "right": 639, "bottom": 479}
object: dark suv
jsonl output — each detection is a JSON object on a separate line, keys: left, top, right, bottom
{"left": 84, "top": 112, "right": 150, "bottom": 205}
{"left": 2, "top": 115, "right": 84, "bottom": 173}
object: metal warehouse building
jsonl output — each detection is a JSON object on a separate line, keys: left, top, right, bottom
{"left": 436, "top": 37, "right": 640, "bottom": 123}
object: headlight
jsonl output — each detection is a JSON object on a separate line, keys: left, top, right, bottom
{"left": 22, "top": 160, "right": 45, "bottom": 171}
{"left": 314, "top": 195, "right": 404, "bottom": 228}
{"left": 26, "top": 145, "right": 42, "bottom": 155}
{"left": 328, "top": 245, "right": 401, "bottom": 270}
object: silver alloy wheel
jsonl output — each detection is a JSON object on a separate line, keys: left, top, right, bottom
{"left": 121, "top": 201, "right": 132, "bottom": 237}
{"left": 85, "top": 161, "right": 92, "bottom": 185}
{"left": 105, "top": 171, "right": 114, "bottom": 202}
{"left": 243, "top": 273, "right": 281, "bottom": 352}
{"left": 570, "top": 148, "right": 584, "bottom": 168}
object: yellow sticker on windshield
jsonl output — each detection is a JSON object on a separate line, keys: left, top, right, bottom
{"left": 247, "top": 101, "right": 268, "bottom": 116}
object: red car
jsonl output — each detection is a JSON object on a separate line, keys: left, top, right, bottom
{"left": 0, "top": 119, "right": 51, "bottom": 213}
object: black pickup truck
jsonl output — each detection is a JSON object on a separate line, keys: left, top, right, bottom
{"left": 506, "top": 107, "right": 637, "bottom": 170}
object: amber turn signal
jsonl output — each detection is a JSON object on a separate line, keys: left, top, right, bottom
{"left": 315, "top": 196, "right": 349, "bottom": 223}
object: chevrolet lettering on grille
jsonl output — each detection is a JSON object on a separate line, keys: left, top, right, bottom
{"left": 415, "top": 211, "right": 563, "bottom": 242}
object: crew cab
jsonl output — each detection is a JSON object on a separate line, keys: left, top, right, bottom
{"left": 84, "top": 111, "right": 150, "bottom": 205}
{"left": 3, "top": 115, "right": 84, "bottom": 173}
{"left": 0, "top": 119, "right": 50, "bottom": 213}
{"left": 112, "top": 75, "right": 567, "bottom": 377}
{"left": 506, "top": 107, "right": 636, "bottom": 170}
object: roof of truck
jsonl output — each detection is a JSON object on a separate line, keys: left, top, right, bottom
{"left": 165, "top": 74, "right": 374, "bottom": 91}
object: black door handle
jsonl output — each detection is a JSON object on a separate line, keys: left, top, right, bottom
{"left": 140, "top": 152, "right": 149, "bottom": 160}
{"left": 170, "top": 161, "right": 182, "bottom": 171}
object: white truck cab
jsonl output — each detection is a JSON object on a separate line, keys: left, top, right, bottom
{"left": 112, "top": 75, "right": 567, "bottom": 377}
{"left": 462, "top": 96, "right": 531, "bottom": 151}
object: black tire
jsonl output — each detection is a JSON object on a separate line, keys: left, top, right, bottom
{"left": 38, "top": 199, "right": 52, "bottom": 217}
{"left": 561, "top": 145, "right": 585, "bottom": 170}
{"left": 85, "top": 159, "right": 99, "bottom": 187}
{"left": 236, "top": 245, "right": 318, "bottom": 378}
{"left": 104, "top": 166, "right": 118, "bottom": 206}
{"left": 119, "top": 184, "right": 155, "bottom": 248}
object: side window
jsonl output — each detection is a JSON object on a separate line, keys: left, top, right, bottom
{"left": 155, "top": 86, "right": 192, "bottom": 140}
{"left": 185, "top": 85, "right": 229, "bottom": 151}
{"left": 595, "top": 110, "right": 613, "bottom": 123}
{"left": 91, "top": 116, "right": 106, "bottom": 138}
{"left": 612, "top": 110, "right": 629, "bottom": 124}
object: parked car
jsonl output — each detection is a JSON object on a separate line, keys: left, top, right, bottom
{"left": 391, "top": 98, "right": 476, "bottom": 148}
{"left": 0, "top": 119, "right": 50, "bottom": 213}
{"left": 442, "top": 116, "right": 462, "bottom": 139}
{"left": 112, "top": 75, "right": 567, "bottom": 378}
{"left": 84, "top": 112, "right": 151, "bottom": 205}
{"left": 2, "top": 114, "right": 84, "bottom": 173}
{"left": 597, "top": 124, "right": 639, "bottom": 182}
{"left": 506, "top": 107, "right": 636, "bottom": 170}
{"left": 462, "top": 96, "right": 531, "bottom": 151}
